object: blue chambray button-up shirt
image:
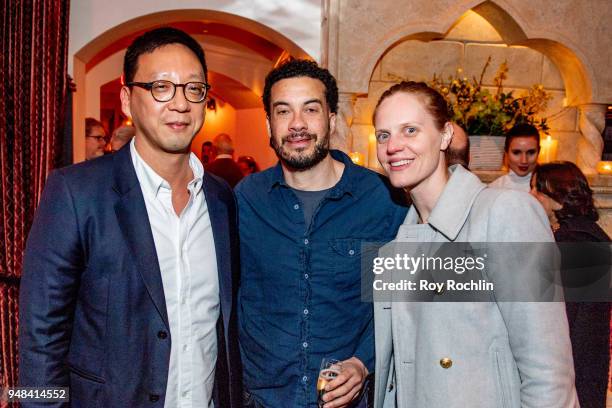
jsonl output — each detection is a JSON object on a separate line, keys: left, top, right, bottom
{"left": 236, "top": 150, "right": 408, "bottom": 408}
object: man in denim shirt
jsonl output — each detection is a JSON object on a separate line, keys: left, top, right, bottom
{"left": 236, "top": 60, "right": 408, "bottom": 408}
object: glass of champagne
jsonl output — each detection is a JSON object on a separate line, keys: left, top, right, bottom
{"left": 317, "top": 358, "right": 343, "bottom": 407}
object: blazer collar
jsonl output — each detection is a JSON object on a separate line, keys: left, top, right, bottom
{"left": 111, "top": 144, "right": 140, "bottom": 195}
{"left": 404, "top": 165, "right": 486, "bottom": 241}
{"left": 111, "top": 145, "right": 170, "bottom": 330}
{"left": 201, "top": 173, "right": 233, "bottom": 332}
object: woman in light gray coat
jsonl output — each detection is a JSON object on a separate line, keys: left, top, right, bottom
{"left": 372, "top": 81, "right": 578, "bottom": 408}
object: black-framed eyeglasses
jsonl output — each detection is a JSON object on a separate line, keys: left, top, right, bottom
{"left": 127, "top": 80, "right": 211, "bottom": 103}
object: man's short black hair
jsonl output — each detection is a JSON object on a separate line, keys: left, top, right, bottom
{"left": 504, "top": 123, "right": 540, "bottom": 152}
{"left": 123, "top": 27, "right": 207, "bottom": 84}
{"left": 262, "top": 59, "right": 338, "bottom": 117}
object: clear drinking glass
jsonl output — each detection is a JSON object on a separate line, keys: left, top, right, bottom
{"left": 317, "top": 358, "right": 343, "bottom": 407}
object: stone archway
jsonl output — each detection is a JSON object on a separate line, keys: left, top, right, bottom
{"left": 324, "top": 0, "right": 605, "bottom": 175}
{"left": 471, "top": 1, "right": 601, "bottom": 174}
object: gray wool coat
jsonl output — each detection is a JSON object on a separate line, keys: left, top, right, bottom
{"left": 374, "top": 165, "right": 579, "bottom": 408}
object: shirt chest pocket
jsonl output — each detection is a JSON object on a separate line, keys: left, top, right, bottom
{"left": 329, "top": 238, "right": 362, "bottom": 290}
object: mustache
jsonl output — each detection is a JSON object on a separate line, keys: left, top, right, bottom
{"left": 281, "top": 131, "right": 317, "bottom": 144}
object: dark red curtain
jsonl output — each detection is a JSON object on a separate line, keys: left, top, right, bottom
{"left": 0, "top": 0, "right": 70, "bottom": 401}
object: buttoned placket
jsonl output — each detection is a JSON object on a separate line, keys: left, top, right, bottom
{"left": 157, "top": 179, "right": 200, "bottom": 408}
{"left": 281, "top": 186, "right": 312, "bottom": 402}
{"left": 300, "top": 227, "right": 311, "bottom": 397}
{"left": 288, "top": 190, "right": 308, "bottom": 400}
{"left": 287, "top": 186, "right": 338, "bottom": 403}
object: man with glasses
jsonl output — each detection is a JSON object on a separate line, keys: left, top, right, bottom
{"left": 19, "top": 27, "right": 241, "bottom": 408}
{"left": 85, "top": 117, "right": 108, "bottom": 160}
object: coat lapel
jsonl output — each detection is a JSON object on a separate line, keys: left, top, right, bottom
{"left": 112, "top": 147, "right": 170, "bottom": 331}
{"left": 428, "top": 165, "right": 486, "bottom": 240}
{"left": 202, "top": 173, "right": 233, "bottom": 334}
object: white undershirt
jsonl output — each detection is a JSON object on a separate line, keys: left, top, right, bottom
{"left": 130, "top": 139, "right": 220, "bottom": 408}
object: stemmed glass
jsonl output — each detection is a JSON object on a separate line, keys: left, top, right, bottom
{"left": 317, "top": 358, "right": 343, "bottom": 407}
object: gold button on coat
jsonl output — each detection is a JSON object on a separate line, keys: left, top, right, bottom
{"left": 440, "top": 357, "right": 452, "bottom": 369}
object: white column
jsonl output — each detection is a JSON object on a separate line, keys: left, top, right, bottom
{"left": 331, "top": 92, "right": 357, "bottom": 152}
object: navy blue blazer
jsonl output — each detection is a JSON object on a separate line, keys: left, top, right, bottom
{"left": 19, "top": 145, "right": 242, "bottom": 407}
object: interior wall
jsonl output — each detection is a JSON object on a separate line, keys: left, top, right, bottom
{"left": 328, "top": 0, "right": 610, "bottom": 103}
{"left": 85, "top": 50, "right": 124, "bottom": 120}
{"left": 235, "top": 108, "right": 277, "bottom": 171}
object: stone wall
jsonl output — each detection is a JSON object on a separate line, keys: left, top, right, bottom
{"left": 326, "top": 0, "right": 610, "bottom": 101}
{"left": 324, "top": 0, "right": 611, "bottom": 174}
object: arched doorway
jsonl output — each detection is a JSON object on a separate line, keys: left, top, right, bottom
{"left": 73, "top": 9, "right": 314, "bottom": 170}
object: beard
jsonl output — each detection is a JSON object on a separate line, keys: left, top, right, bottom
{"left": 270, "top": 129, "right": 330, "bottom": 171}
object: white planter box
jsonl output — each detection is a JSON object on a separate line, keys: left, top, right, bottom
{"left": 468, "top": 135, "right": 505, "bottom": 171}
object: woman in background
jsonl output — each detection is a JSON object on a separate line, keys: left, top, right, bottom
{"left": 489, "top": 123, "right": 540, "bottom": 192}
{"left": 531, "top": 161, "right": 611, "bottom": 408}
{"left": 372, "top": 81, "right": 577, "bottom": 407}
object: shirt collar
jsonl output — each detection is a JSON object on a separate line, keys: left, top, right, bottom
{"left": 188, "top": 151, "right": 204, "bottom": 192}
{"left": 267, "top": 150, "right": 355, "bottom": 198}
{"left": 405, "top": 165, "right": 486, "bottom": 240}
{"left": 130, "top": 138, "right": 203, "bottom": 198}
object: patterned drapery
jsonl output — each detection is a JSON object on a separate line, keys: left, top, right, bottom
{"left": 0, "top": 0, "right": 70, "bottom": 402}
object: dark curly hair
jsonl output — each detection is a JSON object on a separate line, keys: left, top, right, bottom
{"left": 533, "top": 161, "right": 598, "bottom": 221}
{"left": 262, "top": 59, "right": 338, "bottom": 117}
{"left": 123, "top": 27, "right": 208, "bottom": 84}
{"left": 372, "top": 81, "right": 450, "bottom": 130}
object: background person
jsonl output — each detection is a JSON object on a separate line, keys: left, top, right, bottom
{"left": 445, "top": 122, "right": 469, "bottom": 168}
{"left": 237, "top": 155, "right": 260, "bottom": 176}
{"left": 85, "top": 117, "right": 107, "bottom": 160}
{"left": 201, "top": 140, "right": 216, "bottom": 165}
{"left": 489, "top": 123, "right": 540, "bottom": 191}
{"left": 531, "top": 161, "right": 611, "bottom": 408}
{"left": 372, "top": 81, "right": 577, "bottom": 407}
{"left": 205, "top": 133, "right": 243, "bottom": 187}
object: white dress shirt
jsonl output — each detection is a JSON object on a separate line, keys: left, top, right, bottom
{"left": 489, "top": 170, "right": 532, "bottom": 192}
{"left": 130, "top": 139, "right": 220, "bottom": 408}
